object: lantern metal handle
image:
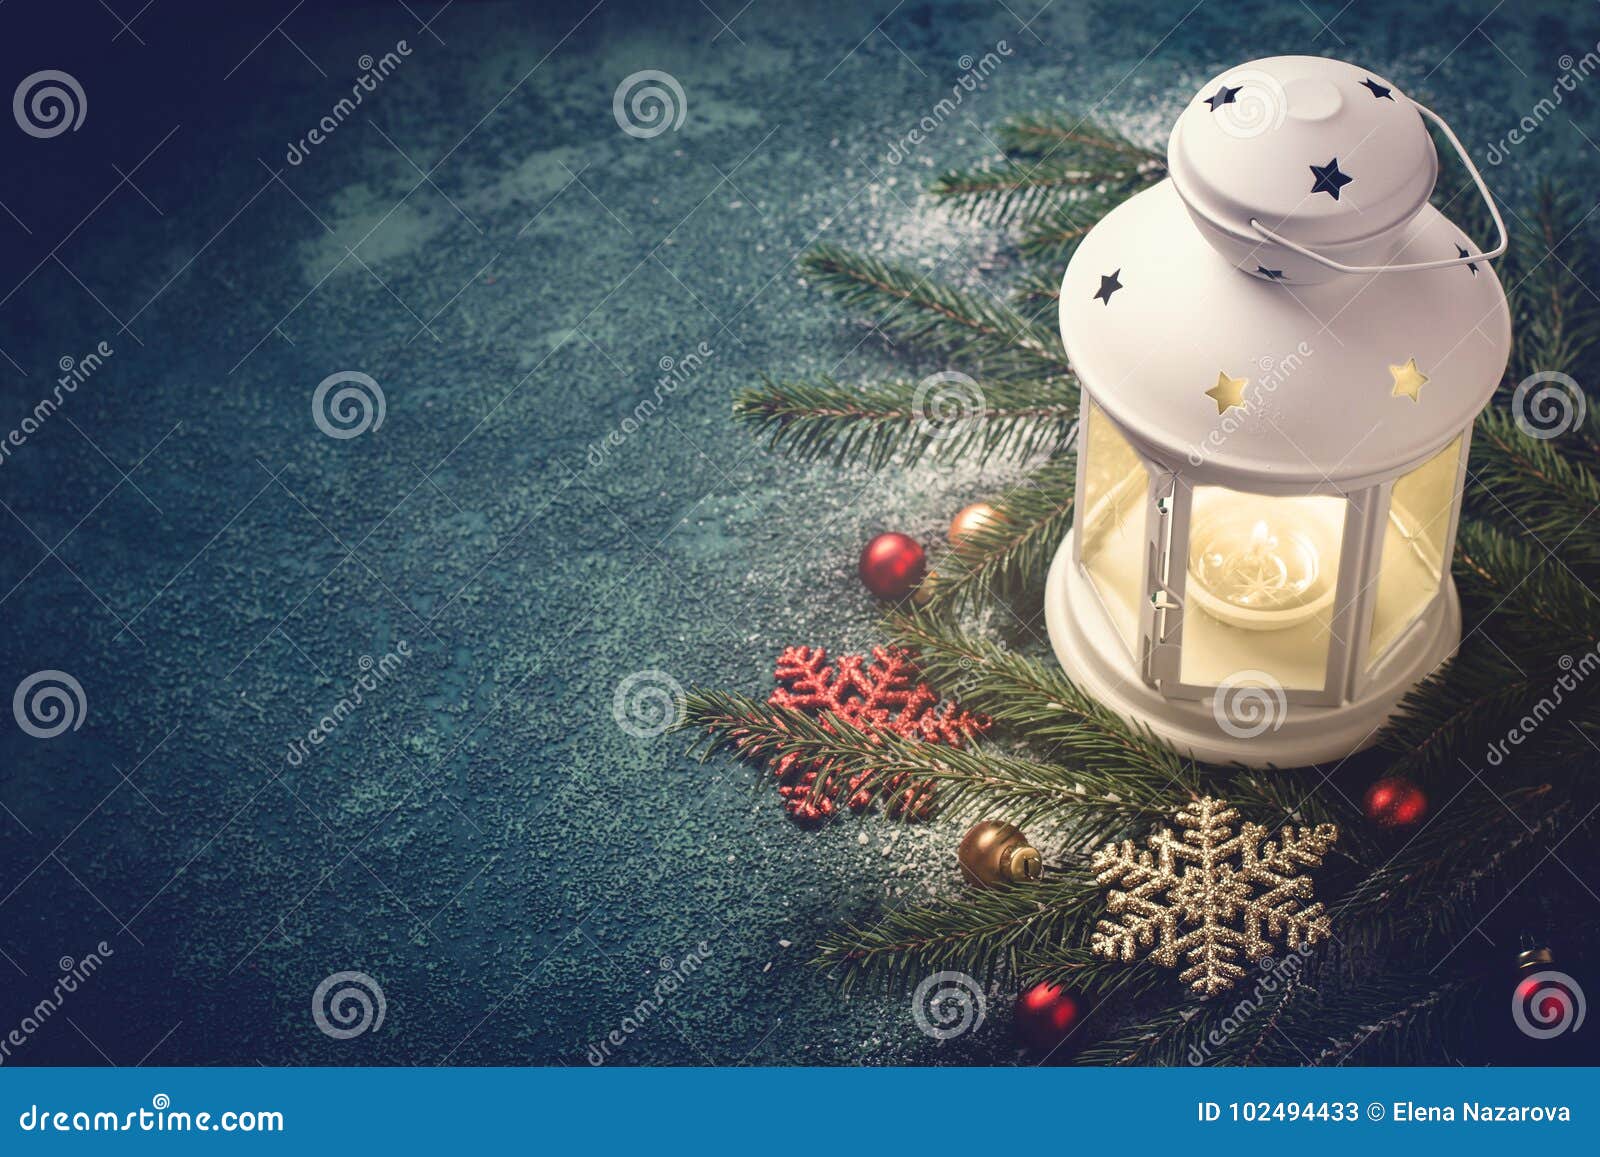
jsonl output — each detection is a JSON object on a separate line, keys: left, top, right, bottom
{"left": 1248, "top": 101, "right": 1508, "bottom": 276}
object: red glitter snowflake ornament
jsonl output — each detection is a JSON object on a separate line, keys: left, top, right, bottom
{"left": 763, "top": 645, "right": 989, "bottom": 825}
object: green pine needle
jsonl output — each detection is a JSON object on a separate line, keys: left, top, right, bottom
{"left": 917, "top": 457, "right": 1078, "bottom": 611}
{"left": 996, "top": 112, "right": 1163, "bottom": 165}
{"left": 681, "top": 689, "right": 1163, "bottom": 831}
{"left": 815, "top": 875, "right": 1102, "bottom": 992}
{"left": 929, "top": 158, "right": 1148, "bottom": 224}
{"left": 1018, "top": 190, "right": 1134, "bottom": 263}
{"left": 732, "top": 375, "right": 1076, "bottom": 469}
{"left": 884, "top": 609, "right": 1186, "bottom": 787}
{"left": 928, "top": 113, "right": 1164, "bottom": 224}
{"left": 798, "top": 244, "right": 1072, "bottom": 378}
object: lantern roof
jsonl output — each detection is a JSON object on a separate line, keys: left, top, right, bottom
{"left": 1059, "top": 178, "right": 1510, "bottom": 488}
{"left": 1169, "top": 56, "right": 1438, "bottom": 252}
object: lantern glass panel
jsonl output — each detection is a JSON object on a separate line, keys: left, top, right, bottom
{"left": 1366, "top": 435, "right": 1464, "bottom": 667}
{"left": 1079, "top": 402, "right": 1150, "bottom": 659}
{"left": 1178, "top": 487, "right": 1349, "bottom": 691}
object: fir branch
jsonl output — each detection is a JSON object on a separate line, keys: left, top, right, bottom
{"left": 918, "top": 457, "right": 1078, "bottom": 611}
{"left": 1504, "top": 185, "right": 1600, "bottom": 393}
{"left": 798, "top": 245, "right": 1072, "bottom": 377}
{"left": 703, "top": 105, "right": 1600, "bottom": 1066}
{"left": 882, "top": 613, "right": 1342, "bottom": 831}
{"left": 884, "top": 610, "right": 1187, "bottom": 788}
{"left": 1075, "top": 998, "right": 1229, "bottom": 1066}
{"left": 1333, "top": 787, "right": 1565, "bottom": 943}
{"left": 1018, "top": 190, "right": 1132, "bottom": 263}
{"left": 1079, "top": 972, "right": 1477, "bottom": 1066}
{"left": 928, "top": 115, "right": 1161, "bottom": 224}
{"left": 1375, "top": 519, "right": 1600, "bottom": 779}
{"left": 1016, "top": 944, "right": 1170, "bottom": 1001}
{"left": 1468, "top": 408, "right": 1600, "bottom": 573}
{"left": 1009, "top": 269, "right": 1062, "bottom": 312}
{"left": 1302, "top": 977, "right": 1480, "bottom": 1066}
{"left": 995, "top": 112, "right": 1164, "bottom": 166}
{"left": 681, "top": 690, "right": 1162, "bottom": 830}
{"left": 815, "top": 873, "right": 1101, "bottom": 991}
{"left": 929, "top": 158, "right": 1149, "bottom": 224}
{"left": 1373, "top": 643, "right": 1537, "bottom": 779}
{"left": 732, "top": 375, "right": 1076, "bottom": 469}
{"left": 1454, "top": 518, "right": 1600, "bottom": 649}
{"left": 1239, "top": 977, "right": 1303, "bottom": 1066}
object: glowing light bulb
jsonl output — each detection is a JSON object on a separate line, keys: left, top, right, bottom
{"left": 1187, "top": 498, "right": 1338, "bottom": 630}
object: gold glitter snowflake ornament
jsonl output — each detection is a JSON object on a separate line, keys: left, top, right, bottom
{"left": 1090, "top": 797, "right": 1339, "bottom": 997}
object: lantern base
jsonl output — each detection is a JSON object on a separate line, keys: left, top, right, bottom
{"left": 1044, "top": 533, "right": 1461, "bottom": 768}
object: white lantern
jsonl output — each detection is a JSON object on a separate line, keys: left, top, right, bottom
{"left": 1044, "top": 56, "right": 1511, "bottom": 767}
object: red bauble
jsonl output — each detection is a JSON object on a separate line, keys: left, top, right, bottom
{"left": 858, "top": 532, "right": 926, "bottom": 600}
{"left": 1013, "top": 982, "right": 1085, "bottom": 1054}
{"left": 1364, "top": 776, "right": 1428, "bottom": 829}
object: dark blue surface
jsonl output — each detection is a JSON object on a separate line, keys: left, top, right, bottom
{"left": 0, "top": 0, "right": 1594, "bottom": 1065}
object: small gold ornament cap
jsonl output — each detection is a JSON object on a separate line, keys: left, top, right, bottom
{"left": 958, "top": 820, "right": 1043, "bottom": 887}
{"left": 1004, "top": 844, "right": 1043, "bottom": 882}
{"left": 1516, "top": 944, "right": 1554, "bottom": 971}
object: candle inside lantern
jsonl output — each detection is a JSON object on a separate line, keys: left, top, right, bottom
{"left": 1185, "top": 490, "right": 1342, "bottom": 631}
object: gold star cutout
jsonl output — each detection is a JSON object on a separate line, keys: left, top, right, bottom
{"left": 1390, "top": 357, "right": 1429, "bottom": 402}
{"left": 1205, "top": 371, "right": 1249, "bottom": 414}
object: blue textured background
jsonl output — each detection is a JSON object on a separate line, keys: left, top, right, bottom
{"left": 0, "top": 0, "right": 1593, "bottom": 1065}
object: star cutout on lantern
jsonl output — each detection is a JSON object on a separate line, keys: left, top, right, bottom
{"left": 1360, "top": 78, "right": 1394, "bottom": 100}
{"left": 1205, "top": 83, "right": 1242, "bottom": 111}
{"left": 1256, "top": 265, "right": 1286, "bottom": 280}
{"left": 1457, "top": 244, "right": 1480, "bottom": 275}
{"left": 1390, "top": 357, "right": 1429, "bottom": 402}
{"left": 1310, "top": 157, "right": 1353, "bottom": 200}
{"left": 1094, "top": 269, "right": 1123, "bottom": 305}
{"left": 1205, "top": 371, "right": 1250, "bottom": 414}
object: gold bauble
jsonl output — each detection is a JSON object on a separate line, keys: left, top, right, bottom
{"left": 948, "top": 503, "right": 1002, "bottom": 553}
{"left": 957, "top": 820, "right": 1042, "bottom": 887}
